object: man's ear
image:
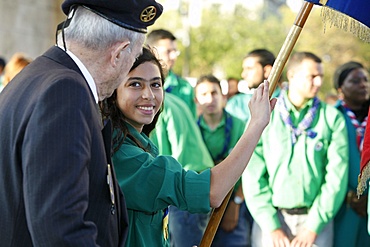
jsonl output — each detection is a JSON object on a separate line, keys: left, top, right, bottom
{"left": 222, "top": 94, "right": 227, "bottom": 107}
{"left": 110, "top": 41, "right": 131, "bottom": 67}
{"left": 286, "top": 69, "right": 294, "bottom": 81}
{"left": 263, "top": 65, "right": 273, "bottom": 79}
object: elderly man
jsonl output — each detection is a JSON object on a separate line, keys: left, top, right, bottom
{"left": 0, "top": 0, "right": 162, "bottom": 246}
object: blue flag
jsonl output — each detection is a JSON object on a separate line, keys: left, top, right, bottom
{"left": 305, "top": 0, "right": 370, "bottom": 42}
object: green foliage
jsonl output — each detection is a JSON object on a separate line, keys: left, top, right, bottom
{"left": 150, "top": 4, "right": 370, "bottom": 99}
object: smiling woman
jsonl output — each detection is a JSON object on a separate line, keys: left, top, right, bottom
{"left": 116, "top": 61, "right": 164, "bottom": 132}
{"left": 100, "top": 46, "right": 276, "bottom": 247}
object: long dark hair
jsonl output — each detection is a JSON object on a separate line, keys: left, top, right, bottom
{"left": 100, "top": 46, "right": 165, "bottom": 153}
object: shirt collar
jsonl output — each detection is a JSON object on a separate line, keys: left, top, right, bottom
{"left": 198, "top": 113, "right": 226, "bottom": 132}
{"left": 61, "top": 47, "right": 98, "bottom": 103}
{"left": 284, "top": 90, "right": 314, "bottom": 113}
{"left": 124, "top": 122, "right": 158, "bottom": 156}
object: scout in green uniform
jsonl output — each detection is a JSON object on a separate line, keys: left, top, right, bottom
{"left": 226, "top": 49, "right": 281, "bottom": 122}
{"left": 101, "top": 46, "right": 276, "bottom": 247}
{"left": 243, "top": 52, "right": 349, "bottom": 247}
{"left": 195, "top": 74, "right": 252, "bottom": 247}
{"left": 333, "top": 61, "right": 370, "bottom": 247}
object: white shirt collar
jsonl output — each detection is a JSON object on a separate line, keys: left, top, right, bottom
{"left": 58, "top": 46, "right": 99, "bottom": 103}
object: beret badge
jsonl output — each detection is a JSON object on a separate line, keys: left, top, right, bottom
{"left": 140, "top": 6, "right": 157, "bottom": 23}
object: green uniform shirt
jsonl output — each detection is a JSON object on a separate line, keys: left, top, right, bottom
{"left": 225, "top": 93, "right": 253, "bottom": 122}
{"left": 112, "top": 123, "right": 211, "bottom": 247}
{"left": 226, "top": 87, "right": 281, "bottom": 122}
{"left": 243, "top": 92, "right": 349, "bottom": 234}
{"left": 150, "top": 93, "right": 214, "bottom": 172}
{"left": 198, "top": 110, "right": 246, "bottom": 190}
{"left": 165, "top": 70, "right": 196, "bottom": 118}
{"left": 198, "top": 111, "right": 245, "bottom": 162}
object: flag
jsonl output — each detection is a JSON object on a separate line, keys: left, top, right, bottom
{"left": 357, "top": 107, "right": 370, "bottom": 196}
{"left": 305, "top": 0, "right": 370, "bottom": 42}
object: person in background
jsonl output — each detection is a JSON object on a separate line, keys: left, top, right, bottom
{"left": 243, "top": 51, "right": 349, "bottom": 247}
{"left": 146, "top": 29, "right": 197, "bottom": 118}
{"left": 195, "top": 74, "right": 252, "bottom": 247}
{"left": 149, "top": 92, "right": 214, "bottom": 247}
{"left": 324, "top": 92, "right": 339, "bottom": 106}
{"left": 333, "top": 61, "right": 370, "bottom": 247}
{"left": 0, "top": 0, "right": 162, "bottom": 246}
{"left": 1, "top": 52, "right": 32, "bottom": 89}
{"left": 0, "top": 56, "right": 7, "bottom": 91}
{"left": 226, "top": 48, "right": 279, "bottom": 122}
{"left": 101, "top": 46, "right": 276, "bottom": 246}
{"left": 0, "top": 57, "right": 5, "bottom": 74}
{"left": 226, "top": 77, "right": 240, "bottom": 100}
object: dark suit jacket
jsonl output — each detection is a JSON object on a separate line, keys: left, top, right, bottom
{"left": 0, "top": 46, "right": 128, "bottom": 246}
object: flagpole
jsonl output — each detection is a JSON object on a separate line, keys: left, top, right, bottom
{"left": 268, "top": 1, "right": 314, "bottom": 97}
{"left": 199, "top": 188, "right": 233, "bottom": 247}
{"left": 199, "top": 2, "right": 314, "bottom": 247}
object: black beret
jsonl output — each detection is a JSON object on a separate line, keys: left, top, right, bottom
{"left": 62, "top": 0, "right": 163, "bottom": 33}
{"left": 333, "top": 61, "right": 364, "bottom": 90}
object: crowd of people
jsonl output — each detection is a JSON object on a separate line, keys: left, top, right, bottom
{"left": 0, "top": 0, "right": 369, "bottom": 247}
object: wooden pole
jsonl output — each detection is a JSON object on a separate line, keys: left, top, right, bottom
{"left": 268, "top": 1, "right": 314, "bottom": 98}
{"left": 199, "top": 189, "right": 233, "bottom": 247}
{"left": 199, "top": 2, "right": 314, "bottom": 247}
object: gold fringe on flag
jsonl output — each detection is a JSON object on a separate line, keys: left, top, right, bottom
{"left": 357, "top": 161, "right": 370, "bottom": 197}
{"left": 320, "top": 6, "right": 370, "bottom": 43}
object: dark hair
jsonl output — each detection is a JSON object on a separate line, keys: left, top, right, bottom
{"left": 0, "top": 57, "right": 6, "bottom": 69}
{"left": 146, "top": 29, "right": 176, "bottom": 45}
{"left": 196, "top": 74, "right": 222, "bottom": 91}
{"left": 287, "top": 51, "right": 322, "bottom": 72}
{"left": 245, "top": 49, "right": 275, "bottom": 67}
{"left": 101, "top": 46, "right": 165, "bottom": 152}
{"left": 333, "top": 61, "right": 364, "bottom": 90}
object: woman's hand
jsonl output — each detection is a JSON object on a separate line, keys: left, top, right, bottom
{"left": 248, "top": 80, "right": 277, "bottom": 128}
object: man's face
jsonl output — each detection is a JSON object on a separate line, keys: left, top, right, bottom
{"left": 195, "top": 81, "right": 225, "bottom": 116}
{"left": 241, "top": 56, "right": 265, "bottom": 89}
{"left": 153, "top": 38, "right": 179, "bottom": 70}
{"left": 288, "top": 59, "right": 324, "bottom": 101}
{"left": 227, "top": 79, "right": 239, "bottom": 97}
{"left": 98, "top": 35, "right": 145, "bottom": 101}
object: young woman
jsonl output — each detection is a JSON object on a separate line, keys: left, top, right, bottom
{"left": 101, "top": 46, "right": 276, "bottom": 246}
{"left": 333, "top": 61, "right": 370, "bottom": 247}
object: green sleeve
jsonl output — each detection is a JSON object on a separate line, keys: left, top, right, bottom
{"left": 305, "top": 108, "right": 349, "bottom": 233}
{"left": 150, "top": 94, "right": 213, "bottom": 172}
{"left": 243, "top": 138, "right": 282, "bottom": 232}
{"left": 113, "top": 143, "right": 211, "bottom": 214}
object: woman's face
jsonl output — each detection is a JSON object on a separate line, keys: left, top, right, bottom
{"left": 116, "top": 61, "right": 163, "bottom": 132}
{"left": 340, "top": 68, "right": 369, "bottom": 106}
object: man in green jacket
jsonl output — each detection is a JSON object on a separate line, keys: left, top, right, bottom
{"left": 226, "top": 48, "right": 280, "bottom": 122}
{"left": 243, "top": 52, "right": 349, "bottom": 247}
{"left": 195, "top": 74, "right": 252, "bottom": 247}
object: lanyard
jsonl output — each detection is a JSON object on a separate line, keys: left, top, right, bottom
{"left": 198, "top": 110, "right": 233, "bottom": 164}
{"left": 341, "top": 101, "right": 368, "bottom": 152}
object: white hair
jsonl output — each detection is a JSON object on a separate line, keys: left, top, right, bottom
{"left": 58, "top": 6, "right": 144, "bottom": 51}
